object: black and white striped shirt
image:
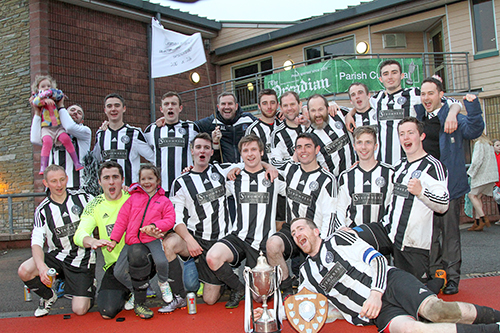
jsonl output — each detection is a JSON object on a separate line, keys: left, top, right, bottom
{"left": 382, "top": 154, "right": 449, "bottom": 251}
{"left": 279, "top": 162, "right": 337, "bottom": 238}
{"left": 227, "top": 169, "right": 286, "bottom": 251}
{"left": 32, "top": 189, "right": 94, "bottom": 268}
{"left": 245, "top": 119, "right": 281, "bottom": 163}
{"left": 170, "top": 164, "right": 231, "bottom": 242}
{"left": 269, "top": 122, "right": 305, "bottom": 167}
{"left": 371, "top": 88, "right": 420, "bottom": 165}
{"left": 306, "top": 114, "right": 355, "bottom": 177}
{"left": 94, "top": 124, "right": 155, "bottom": 186}
{"left": 299, "top": 230, "right": 390, "bottom": 326}
{"left": 371, "top": 88, "right": 460, "bottom": 165}
{"left": 145, "top": 121, "right": 198, "bottom": 193}
{"left": 335, "top": 162, "right": 394, "bottom": 229}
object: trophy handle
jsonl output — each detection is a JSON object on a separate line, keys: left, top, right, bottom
{"left": 244, "top": 267, "right": 261, "bottom": 299}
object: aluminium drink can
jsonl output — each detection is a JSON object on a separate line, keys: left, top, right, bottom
{"left": 24, "top": 285, "right": 32, "bottom": 301}
{"left": 47, "top": 268, "right": 57, "bottom": 288}
{"left": 187, "top": 292, "right": 197, "bottom": 314}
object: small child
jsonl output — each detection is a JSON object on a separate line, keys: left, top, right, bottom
{"left": 31, "top": 75, "right": 83, "bottom": 174}
{"left": 109, "top": 164, "right": 175, "bottom": 319}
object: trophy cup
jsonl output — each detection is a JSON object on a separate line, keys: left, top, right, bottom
{"left": 244, "top": 252, "right": 282, "bottom": 333}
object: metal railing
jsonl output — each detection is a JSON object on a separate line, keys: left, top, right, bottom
{"left": 179, "top": 52, "right": 470, "bottom": 120}
{"left": 0, "top": 193, "right": 46, "bottom": 234}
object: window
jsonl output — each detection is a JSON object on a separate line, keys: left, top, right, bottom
{"left": 232, "top": 58, "right": 273, "bottom": 109}
{"left": 471, "top": 0, "right": 497, "bottom": 55}
{"left": 305, "top": 37, "right": 355, "bottom": 64}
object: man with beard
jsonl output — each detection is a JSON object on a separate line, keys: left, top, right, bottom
{"left": 196, "top": 92, "right": 256, "bottom": 163}
{"left": 306, "top": 94, "right": 355, "bottom": 177}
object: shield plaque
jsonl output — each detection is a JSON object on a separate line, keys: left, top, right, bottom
{"left": 284, "top": 287, "right": 328, "bottom": 333}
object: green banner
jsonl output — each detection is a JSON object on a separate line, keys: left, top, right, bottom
{"left": 264, "top": 58, "right": 423, "bottom": 98}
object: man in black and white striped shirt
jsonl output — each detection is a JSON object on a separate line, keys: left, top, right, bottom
{"left": 31, "top": 102, "right": 91, "bottom": 189}
{"left": 335, "top": 126, "right": 393, "bottom": 229}
{"left": 269, "top": 91, "right": 307, "bottom": 167}
{"left": 93, "top": 93, "right": 155, "bottom": 186}
{"left": 280, "top": 217, "right": 500, "bottom": 332}
{"left": 162, "top": 133, "right": 232, "bottom": 311}
{"left": 245, "top": 89, "right": 281, "bottom": 163}
{"left": 144, "top": 92, "right": 198, "bottom": 196}
{"left": 306, "top": 94, "right": 355, "bottom": 177}
{"left": 206, "top": 134, "right": 286, "bottom": 309}
{"left": 267, "top": 132, "right": 337, "bottom": 296}
{"left": 370, "top": 60, "right": 461, "bottom": 165}
{"left": 382, "top": 117, "right": 449, "bottom": 290}
{"left": 18, "top": 165, "right": 93, "bottom": 317}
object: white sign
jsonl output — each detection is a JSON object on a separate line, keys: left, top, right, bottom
{"left": 151, "top": 18, "right": 206, "bottom": 78}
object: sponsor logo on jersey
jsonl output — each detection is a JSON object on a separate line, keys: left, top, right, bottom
{"left": 238, "top": 192, "right": 270, "bottom": 204}
{"left": 158, "top": 137, "right": 185, "bottom": 148}
{"left": 286, "top": 187, "right": 312, "bottom": 206}
{"left": 54, "top": 221, "right": 80, "bottom": 239}
{"left": 103, "top": 149, "right": 127, "bottom": 160}
{"left": 378, "top": 109, "right": 405, "bottom": 121}
{"left": 324, "top": 135, "right": 350, "bottom": 155}
{"left": 352, "top": 193, "right": 383, "bottom": 205}
{"left": 196, "top": 186, "right": 225, "bottom": 205}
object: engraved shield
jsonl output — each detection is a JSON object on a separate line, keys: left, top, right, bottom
{"left": 284, "top": 287, "right": 328, "bottom": 333}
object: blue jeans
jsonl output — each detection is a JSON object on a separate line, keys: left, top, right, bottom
{"left": 183, "top": 257, "right": 200, "bottom": 292}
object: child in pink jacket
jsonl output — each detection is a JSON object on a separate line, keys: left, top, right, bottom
{"left": 109, "top": 164, "right": 175, "bottom": 319}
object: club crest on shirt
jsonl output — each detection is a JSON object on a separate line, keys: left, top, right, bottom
{"left": 309, "top": 181, "right": 319, "bottom": 191}
{"left": 178, "top": 127, "right": 186, "bottom": 135}
{"left": 262, "top": 178, "right": 272, "bottom": 188}
{"left": 375, "top": 176, "right": 386, "bottom": 187}
{"left": 210, "top": 173, "right": 220, "bottom": 182}
{"left": 71, "top": 205, "right": 82, "bottom": 215}
{"left": 334, "top": 121, "right": 343, "bottom": 129}
{"left": 121, "top": 135, "right": 130, "bottom": 144}
{"left": 325, "top": 251, "right": 334, "bottom": 264}
{"left": 411, "top": 170, "right": 422, "bottom": 179}
{"left": 397, "top": 96, "right": 407, "bottom": 105}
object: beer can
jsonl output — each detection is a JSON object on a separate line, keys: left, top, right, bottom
{"left": 187, "top": 292, "right": 197, "bottom": 314}
{"left": 47, "top": 268, "right": 57, "bottom": 288}
{"left": 24, "top": 285, "right": 32, "bottom": 302}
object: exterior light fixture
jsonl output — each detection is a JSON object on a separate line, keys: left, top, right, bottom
{"left": 190, "top": 72, "right": 201, "bottom": 84}
{"left": 283, "top": 59, "right": 294, "bottom": 71}
{"left": 356, "top": 41, "right": 369, "bottom": 54}
{"left": 247, "top": 82, "right": 254, "bottom": 91}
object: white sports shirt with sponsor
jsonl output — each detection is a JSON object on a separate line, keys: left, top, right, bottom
{"left": 269, "top": 122, "right": 306, "bottom": 167}
{"left": 335, "top": 162, "right": 394, "bottom": 229}
{"left": 32, "top": 189, "right": 94, "bottom": 268}
{"left": 170, "top": 163, "right": 232, "bottom": 242}
{"left": 299, "top": 230, "right": 391, "bottom": 326}
{"left": 371, "top": 88, "right": 460, "bottom": 165}
{"left": 226, "top": 168, "right": 286, "bottom": 251}
{"left": 245, "top": 119, "right": 281, "bottom": 163}
{"left": 306, "top": 114, "right": 355, "bottom": 177}
{"left": 93, "top": 124, "right": 155, "bottom": 186}
{"left": 278, "top": 162, "right": 337, "bottom": 238}
{"left": 144, "top": 121, "right": 198, "bottom": 193}
{"left": 382, "top": 154, "right": 449, "bottom": 251}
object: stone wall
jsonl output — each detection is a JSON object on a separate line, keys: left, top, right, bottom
{"left": 0, "top": 0, "right": 33, "bottom": 195}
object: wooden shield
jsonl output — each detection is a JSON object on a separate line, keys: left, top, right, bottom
{"left": 284, "top": 287, "right": 328, "bottom": 333}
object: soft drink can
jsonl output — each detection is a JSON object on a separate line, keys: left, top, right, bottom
{"left": 47, "top": 268, "right": 57, "bottom": 288}
{"left": 24, "top": 285, "right": 32, "bottom": 302}
{"left": 187, "top": 292, "right": 197, "bottom": 314}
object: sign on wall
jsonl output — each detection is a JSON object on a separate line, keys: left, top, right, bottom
{"left": 264, "top": 58, "right": 423, "bottom": 98}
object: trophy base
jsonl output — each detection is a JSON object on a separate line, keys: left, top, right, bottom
{"left": 254, "top": 320, "right": 279, "bottom": 333}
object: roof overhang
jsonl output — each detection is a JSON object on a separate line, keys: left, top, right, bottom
{"left": 212, "top": 0, "right": 463, "bottom": 65}
{"left": 59, "top": 0, "right": 221, "bottom": 38}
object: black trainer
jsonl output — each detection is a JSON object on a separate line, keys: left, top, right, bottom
{"left": 225, "top": 288, "right": 245, "bottom": 309}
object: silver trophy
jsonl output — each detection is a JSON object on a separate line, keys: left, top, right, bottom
{"left": 244, "top": 252, "right": 282, "bottom": 333}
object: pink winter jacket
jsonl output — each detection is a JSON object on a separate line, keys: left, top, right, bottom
{"left": 110, "top": 183, "right": 175, "bottom": 245}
